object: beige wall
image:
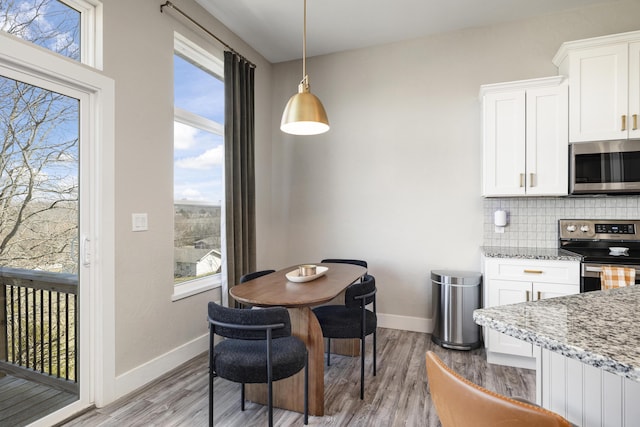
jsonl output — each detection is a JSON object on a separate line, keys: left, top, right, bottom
{"left": 101, "top": 0, "right": 274, "bottom": 379}
{"left": 270, "top": 1, "right": 640, "bottom": 325}
{"left": 96, "top": 0, "right": 640, "bottom": 402}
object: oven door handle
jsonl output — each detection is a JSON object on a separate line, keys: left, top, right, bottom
{"left": 584, "top": 265, "right": 640, "bottom": 273}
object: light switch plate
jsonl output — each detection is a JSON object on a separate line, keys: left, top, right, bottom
{"left": 132, "top": 213, "right": 148, "bottom": 232}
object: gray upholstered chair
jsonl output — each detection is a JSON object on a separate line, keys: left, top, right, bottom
{"left": 321, "top": 258, "right": 367, "bottom": 282}
{"left": 240, "top": 269, "right": 276, "bottom": 283}
{"left": 208, "top": 302, "right": 308, "bottom": 427}
{"left": 312, "top": 274, "right": 377, "bottom": 399}
{"left": 234, "top": 269, "right": 276, "bottom": 308}
{"left": 321, "top": 258, "right": 368, "bottom": 269}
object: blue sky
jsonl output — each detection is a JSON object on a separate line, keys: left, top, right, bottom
{"left": 173, "top": 55, "right": 225, "bottom": 206}
{"left": 0, "top": 0, "right": 80, "bottom": 60}
{"left": 0, "top": 1, "right": 80, "bottom": 202}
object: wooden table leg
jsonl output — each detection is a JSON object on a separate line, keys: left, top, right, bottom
{"left": 328, "top": 338, "right": 360, "bottom": 356}
{"left": 245, "top": 306, "right": 325, "bottom": 416}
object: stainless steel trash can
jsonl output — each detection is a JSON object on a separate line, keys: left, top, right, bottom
{"left": 431, "top": 270, "right": 482, "bottom": 350}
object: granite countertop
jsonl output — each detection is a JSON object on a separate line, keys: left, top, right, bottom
{"left": 481, "top": 246, "right": 582, "bottom": 261}
{"left": 474, "top": 286, "right": 640, "bottom": 382}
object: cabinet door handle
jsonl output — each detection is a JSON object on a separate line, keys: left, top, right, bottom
{"left": 529, "top": 173, "right": 535, "bottom": 187}
{"left": 523, "top": 269, "right": 543, "bottom": 274}
{"left": 622, "top": 115, "right": 627, "bottom": 131}
{"left": 526, "top": 290, "right": 531, "bottom": 302}
{"left": 519, "top": 173, "right": 525, "bottom": 188}
{"left": 537, "top": 291, "right": 542, "bottom": 300}
{"left": 633, "top": 114, "right": 638, "bottom": 131}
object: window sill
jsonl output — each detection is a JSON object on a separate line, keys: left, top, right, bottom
{"left": 172, "top": 276, "right": 221, "bottom": 301}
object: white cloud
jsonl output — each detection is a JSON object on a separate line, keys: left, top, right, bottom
{"left": 178, "top": 188, "right": 203, "bottom": 200}
{"left": 175, "top": 146, "right": 223, "bottom": 170}
{"left": 174, "top": 121, "right": 198, "bottom": 150}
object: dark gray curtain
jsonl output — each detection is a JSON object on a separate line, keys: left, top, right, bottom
{"left": 224, "top": 51, "right": 256, "bottom": 306}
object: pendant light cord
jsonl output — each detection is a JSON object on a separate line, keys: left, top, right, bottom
{"left": 302, "top": 0, "right": 307, "bottom": 82}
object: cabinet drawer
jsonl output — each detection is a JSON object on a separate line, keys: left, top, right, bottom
{"left": 486, "top": 258, "right": 579, "bottom": 284}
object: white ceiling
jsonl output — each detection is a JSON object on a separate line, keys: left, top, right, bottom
{"left": 195, "top": 0, "right": 621, "bottom": 63}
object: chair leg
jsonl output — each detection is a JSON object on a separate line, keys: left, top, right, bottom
{"left": 268, "top": 377, "right": 273, "bottom": 427}
{"left": 267, "top": 330, "right": 274, "bottom": 427}
{"left": 209, "top": 369, "right": 214, "bottom": 427}
{"left": 327, "top": 338, "right": 331, "bottom": 366}
{"left": 209, "top": 331, "right": 214, "bottom": 427}
{"left": 373, "top": 329, "right": 377, "bottom": 376}
{"left": 360, "top": 335, "right": 365, "bottom": 400}
{"left": 241, "top": 383, "right": 245, "bottom": 411}
{"left": 304, "top": 353, "right": 309, "bottom": 425}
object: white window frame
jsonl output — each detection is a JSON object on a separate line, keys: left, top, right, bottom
{"left": 171, "top": 32, "right": 225, "bottom": 301}
{"left": 0, "top": 0, "right": 103, "bottom": 69}
{"left": 61, "top": 0, "right": 104, "bottom": 69}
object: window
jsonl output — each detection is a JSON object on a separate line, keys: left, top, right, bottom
{"left": 173, "top": 33, "right": 224, "bottom": 299}
{"left": 0, "top": 0, "right": 101, "bottom": 67}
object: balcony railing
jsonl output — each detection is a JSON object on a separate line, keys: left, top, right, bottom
{"left": 0, "top": 267, "right": 78, "bottom": 394}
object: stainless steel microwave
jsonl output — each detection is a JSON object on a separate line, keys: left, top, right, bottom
{"left": 570, "top": 140, "right": 640, "bottom": 194}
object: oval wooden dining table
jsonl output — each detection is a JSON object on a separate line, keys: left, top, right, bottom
{"left": 229, "top": 262, "right": 367, "bottom": 417}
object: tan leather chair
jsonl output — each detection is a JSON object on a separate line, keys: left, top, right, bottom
{"left": 425, "top": 351, "right": 571, "bottom": 427}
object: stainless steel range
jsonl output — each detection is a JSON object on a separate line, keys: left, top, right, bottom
{"left": 559, "top": 219, "right": 640, "bottom": 292}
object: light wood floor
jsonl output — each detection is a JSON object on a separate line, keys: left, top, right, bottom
{"left": 0, "top": 374, "right": 77, "bottom": 426}
{"left": 59, "top": 328, "right": 535, "bottom": 426}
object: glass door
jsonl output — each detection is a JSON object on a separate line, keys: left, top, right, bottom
{"left": 0, "top": 73, "right": 80, "bottom": 425}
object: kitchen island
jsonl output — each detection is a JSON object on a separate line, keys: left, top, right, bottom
{"left": 474, "top": 286, "right": 640, "bottom": 427}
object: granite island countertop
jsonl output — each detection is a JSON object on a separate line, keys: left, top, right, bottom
{"left": 481, "top": 246, "right": 582, "bottom": 261}
{"left": 474, "top": 286, "right": 640, "bottom": 382}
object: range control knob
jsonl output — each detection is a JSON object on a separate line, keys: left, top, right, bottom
{"left": 580, "top": 225, "right": 590, "bottom": 233}
{"left": 566, "top": 225, "right": 577, "bottom": 232}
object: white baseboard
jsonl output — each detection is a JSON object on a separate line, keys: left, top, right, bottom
{"left": 112, "top": 332, "right": 208, "bottom": 404}
{"left": 109, "top": 311, "right": 431, "bottom": 406}
{"left": 377, "top": 312, "right": 432, "bottom": 333}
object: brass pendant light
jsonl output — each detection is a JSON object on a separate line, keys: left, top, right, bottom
{"left": 280, "top": 0, "right": 330, "bottom": 135}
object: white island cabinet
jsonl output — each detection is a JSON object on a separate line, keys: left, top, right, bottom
{"left": 553, "top": 30, "right": 640, "bottom": 142}
{"left": 480, "top": 77, "right": 568, "bottom": 197}
{"left": 475, "top": 286, "right": 640, "bottom": 427}
{"left": 482, "top": 254, "right": 579, "bottom": 369}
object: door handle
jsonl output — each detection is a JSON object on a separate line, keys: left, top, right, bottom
{"left": 622, "top": 115, "right": 627, "bottom": 131}
{"left": 529, "top": 173, "right": 535, "bottom": 187}
{"left": 526, "top": 290, "right": 531, "bottom": 302}
{"left": 633, "top": 114, "right": 638, "bottom": 131}
{"left": 585, "top": 265, "right": 640, "bottom": 274}
{"left": 519, "top": 173, "right": 525, "bottom": 188}
{"left": 82, "top": 236, "right": 91, "bottom": 267}
{"left": 523, "top": 269, "right": 543, "bottom": 274}
{"left": 537, "top": 291, "right": 542, "bottom": 300}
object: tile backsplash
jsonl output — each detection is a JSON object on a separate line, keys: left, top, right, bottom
{"left": 483, "top": 196, "right": 640, "bottom": 248}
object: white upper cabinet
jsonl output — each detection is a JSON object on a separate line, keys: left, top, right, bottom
{"left": 630, "top": 41, "right": 640, "bottom": 138}
{"left": 481, "top": 77, "right": 568, "bottom": 197}
{"left": 554, "top": 31, "right": 640, "bottom": 142}
{"left": 482, "top": 89, "right": 526, "bottom": 196}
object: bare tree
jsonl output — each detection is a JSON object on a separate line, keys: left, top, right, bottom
{"left": 0, "top": 0, "right": 80, "bottom": 60}
{"left": 0, "top": 0, "right": 80, "bottom": 273}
